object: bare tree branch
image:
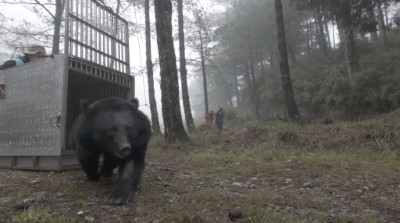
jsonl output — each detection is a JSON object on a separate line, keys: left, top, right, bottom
{"left": 33, "top": 0, "right": 55, "bottom": 19}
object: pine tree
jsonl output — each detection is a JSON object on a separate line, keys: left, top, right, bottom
{"left": 154, "top": 0, "right": 189, "bottom": 142}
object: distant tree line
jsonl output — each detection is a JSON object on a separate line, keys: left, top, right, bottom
{"left": 198, "top": 0, "right": 400, "bottom": 120}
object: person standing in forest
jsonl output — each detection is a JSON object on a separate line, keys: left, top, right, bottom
{"left": 215, "top": 107, "right": 224, "bottom": 132}
{"left": 204, "top": 110, "right": 214, "bottom": 127}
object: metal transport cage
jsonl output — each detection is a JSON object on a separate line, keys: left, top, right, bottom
{"left": 0, "top": 0, "right": 133, "bottom": 170}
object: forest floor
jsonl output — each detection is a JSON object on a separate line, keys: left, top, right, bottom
{"left": 1, "top": 112, "right": 400, "bottom": 223}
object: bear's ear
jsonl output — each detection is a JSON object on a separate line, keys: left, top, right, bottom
{"left": 79, "top": 99, "right": 90, "bottom": 114}
{"left": 130, "top": 98, "right": 139, "bottom": 109}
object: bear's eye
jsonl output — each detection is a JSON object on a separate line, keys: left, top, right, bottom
{"left": 106, "top": 127, "right": 117, "bottom": 136}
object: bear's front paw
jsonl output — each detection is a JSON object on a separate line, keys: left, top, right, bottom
{"left": 86, "top": 174, "right": 100, "bottom": 182}
{"left": 108, "top": 188, "right": 133, "bottom": 205}
{"left": 99, "top": 169, "right": 113, "bottom": 178}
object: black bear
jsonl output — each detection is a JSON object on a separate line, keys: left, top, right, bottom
{"left": 71, "top": 97, "right": 151, "bottom": 205}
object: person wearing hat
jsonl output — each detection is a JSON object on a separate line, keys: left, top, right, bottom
{"left": 0, "top": 45, "right": 48, "bottom": 98}
{"left": 0, "top": 45, "right": 48, "bottom": 70}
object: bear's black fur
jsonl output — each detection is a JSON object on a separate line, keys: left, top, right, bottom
{"left": 71, "top": 97, "right": 151, "bottom": 205}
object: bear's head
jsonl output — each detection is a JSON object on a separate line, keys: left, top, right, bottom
{"left": 105, "top": 112, "right": 136, "bottom": 158}
{"left": 79, "top": 98, "right": 141, "bottom": 159}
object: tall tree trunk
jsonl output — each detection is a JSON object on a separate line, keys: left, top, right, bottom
{"left": 154, "top": 0, "right": 189, "bottom": 142}
{"left": 306, "top": 18, "right": 311, "bottom": 55}
{"left": 286, "top": 20, "right": 298, "bottom": 64}
{"left": 199, "top": 29, "right": 209, "bottom": 114}
{"left": 332, "top": 22, "right": 336, "bottom": 49}
{"left": 343, "top": 25, "right": 358, "bottom": 76}
{"left": 233, "top": 75, "right": 241, "bottom": 107}
{"left": 324, "top": 21, "right": 331, "bottom": 48}
{"left": 310, "top": 18, "right": 315, "bottom": 50}
{"left": 366, "top": 0, "right": 378, "bottom": 41}
{"left": 177, "top": 0, "right": 195, "bottom": 132}
{"left": 244, "top": 63, "right": 254, "bottom": 107}
{"left": 274, "top": 0, "right": 300, "bottom": 121}
{"left": 384, "top": 1, "right": 389, "bottom": 29}
{"left": 316, "top": 12, "right": 329, "bottom": 56}
{"left": 247, "top": 33, "right": 260, "bottom": 119}
{"left": 145, "top": 0, "right": 161, "bottom": 135}
{"left": 249, "top": 60, "right": 260, "bottom": 119}
{"left": 52, "top": 0, "right": 65, "bottom": 54}
{"left": 314, "top": 16, "right": 321, "bottom": 49}
{"left": 377, "top": 0, "right": 388, "bottom": 46}
{"left": 338, "top": 0, "right": 359, "bottom": 77}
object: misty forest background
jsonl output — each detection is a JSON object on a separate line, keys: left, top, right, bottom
{"left": 1, "top": 0, "right": 400, "bottom": 141}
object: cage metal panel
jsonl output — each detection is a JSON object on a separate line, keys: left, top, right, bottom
{"left": 0, "top": 55, "right": 65, "bottom": 156}
{"left": 66, "top": 0, "right": 130, "bottom": 74}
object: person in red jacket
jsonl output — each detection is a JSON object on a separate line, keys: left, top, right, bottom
{"left": 204, "top": 110, "right": 214, "bottom": 127}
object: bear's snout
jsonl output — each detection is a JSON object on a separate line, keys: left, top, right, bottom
{"left": 113, "top": 133, "right": 132, "bottom": 158}
{"left": 120, "top": 144, "right": 132, "bottom": 155}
